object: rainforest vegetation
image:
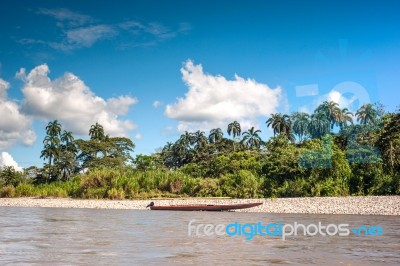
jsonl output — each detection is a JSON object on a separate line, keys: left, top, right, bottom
{"left": 1, "top": 101, "right": 399, "bottom": 199}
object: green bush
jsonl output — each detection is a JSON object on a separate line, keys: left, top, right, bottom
{"left": 196, "top": 178, "right": 222, "bottom": 197}
{"left": 15, "top": 184, "right": 36, "bottom": 197}
{"left": 275, "top": 178, "right": 310, "bottom": 197}
{"left": 34, "top": 183, "right": 68, "bottom": 198}
{"left": 0, "top": 186, "right": 16, "bottom": 197}
{"left": 83, "top": 187, "right": 108, "bottom": 199}
{"left": 368, "top": 174, "right": 395, "bottom": 195}
{"left": 220, "top": 170, "right": 262, "bottom": 198}
{"left": 0, "top": 166, "right": 24, "bottom": 187}
{"left": 125, "top": 179, "right": 140, "bottom": 198}
{"left": 181, "top": 176, "right": 199, "bottom": 196}
{"left": 312, "top": 177, "right": 349, "bottom": 196}
{"left": 107, "top": 188, "right": 125, "bottom": 200}
{"left": 180, "top": 163, "right": 204, "bottom": 178}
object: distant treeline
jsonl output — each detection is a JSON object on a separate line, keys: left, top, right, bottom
{"left": 0, "top": 102, "right": 399, "bottom": 199}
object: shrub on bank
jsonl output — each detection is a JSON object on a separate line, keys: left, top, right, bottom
{"left": 107, "top": 188, "right": 125, "bottom": 200}
{"left": 15, "top": 184, "right": 36, "bottom": 197}
{"left": 0, "top": 185, "right": 16, "bottom": 197}
{"left": 1, "top": 164, "right": 399, "bottom": 199}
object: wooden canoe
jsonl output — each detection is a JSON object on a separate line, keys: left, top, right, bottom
{"left": 149, "top": 202, "right": 263, "bottom": 211}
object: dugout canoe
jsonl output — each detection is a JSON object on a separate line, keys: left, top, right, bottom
{"left": 146, "top": 202, "right": 262, "bottom": 211}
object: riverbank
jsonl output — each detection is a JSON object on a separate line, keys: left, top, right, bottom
{"left": 0, "top": 196, "right": 399, "bottom": 215}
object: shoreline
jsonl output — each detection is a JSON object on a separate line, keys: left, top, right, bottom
{"left": 0, "top": 196, "right": 399, "bottom": 215}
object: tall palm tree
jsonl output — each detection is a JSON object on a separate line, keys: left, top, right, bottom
{"left": 241, "top": 127, "right": 263, "bottom": 150}
{"left": 291, "top": 112, "right": 310, "bottom": 142}
{"left": 191, "top": 130, "right": 208, "bottom": 149}
{"left": 266, "top": 113, "right": 291, "bottom": 136}
{"left": 376, "top": 111, "right": 400, "bottom": 172}
{"left": 314, "top": 101, "right": 341, "bottom": 129}
{"left": 308, "top": 112, "right": 330, "bottom": 139}
{"left": 336, "top": 108, "right": 353, "bottom": 129}
{"left": 209, "top": 128, "right": 223, "bottom": 143}
{"left": 41, "top": 120, "right": 62, "bottom": 166}
{"left": 241, "top": 127, "right": 262, "bottom": 149}
{"left": 178, "top": 131, "right": 193, "bottom": 147}
{"left": 162, "top": 142, "right": 174, "bottom": 153}
{"left": 356, "top": 104, "right": 378, "bottom": 125}
{"left": 227, "top": 121, "right": 241, "bottom": 138}
{"left": 89, "top": 122, "right": 105, "bottom": 141}
{"left": 40, "top": 141, "right": 60, "bottom": 166}
{"left": 227, "top": 121, "right": 241, "bottom": 151}
{"left": 46, "top": 120, "right": 62, "bottom": 137}
{"left": 61, "top": 130, "right": 74, "bottom": 145}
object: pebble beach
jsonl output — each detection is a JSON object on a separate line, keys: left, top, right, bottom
{"left": 0, "top": 196, "right": 399, "bottom": 215}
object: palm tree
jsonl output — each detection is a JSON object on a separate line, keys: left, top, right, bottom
{"left": 291, "top": 112, "right": 310, "bottom": 143}
{"left": 227, "top": 121, "right": 241, "bottom": 151}
{"left": 241, "top": 127, "right": 263, "bottom": 150}
{"left": 61, "top": 130, "right": 74, "bottom": 145}
{"left": 40, "top": 141, "right": 60, "bottom": 166}
{"left": 89, "top": 122, "right": 105, "bottom": 141}
{"left": 162, "top": 142, "right": 174, "bottom": 153}
{"left": 46, "top": 120, "right": 62, "bottom": 137}
{"left": 61, "top": 130, "right": 76, "bottom": 152}
{"left": 227, "top": 121, "right": 241, "bottom": 138}
{"left": 41, "top": 120, "right": 62, "bottom": 166}
{"left": 178, "top": 131, "right": 193, "bottom": 147}
{"left": 191, "top": 130, "right": 208, "bottom": 150}
{"left": 336, "top": 108, "right": 353, "bottom": 129}
{"left": 314, "top": 101, "right": 341, "bottom": 129}
{"left": 356, "top": 104, "right": 378, "bottom": 125}
{"left": 266, "top": 113, "right": 291, "bottom": 136}
{"left": 209, "top": 128, "right": 223, "bottom": 143}
{"left": 376, "top": 110, "right": 400, "bottom": 172}
{"left": 308, "top": 112, "right": 330, "bottom": 139}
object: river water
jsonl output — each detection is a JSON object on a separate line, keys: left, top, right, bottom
{"left": 0, "top": 207, "right": 399, "bottom": 265}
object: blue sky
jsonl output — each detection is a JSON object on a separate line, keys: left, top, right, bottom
{"left": 0, "top": 0, "right": 399, "bottom": 168}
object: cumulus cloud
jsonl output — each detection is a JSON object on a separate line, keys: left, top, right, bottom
{"left": 0, "top": 152, "right": 23, "bottom": 171}
{"left": 165, "top": 60, "right": 283, "bottom": 132}
{"left": 134, "top": 133, "right": 142, "bottom": 140}
{"left": 0, "top": 79, "right": 36, "bottom": 149}
{"left": 19, "top": 64, "right": 137, "bottom": 136}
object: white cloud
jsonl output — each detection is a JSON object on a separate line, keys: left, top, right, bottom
{"left": 65, "top": 25, "right": 117, "bottom": 48}
{"left": 327, "top": 90, "right": 348, "bottom": 107}
{"left": 19, "top": 64, "right": 137, "bottom": 137}
{"left": 28, "top": 8, "right": 191, "bottom": 52}
{"left": 0, "top": 152, "right": 23, "bottom": 172}
{"left": 135, "top": 133, "right": 142, "bottom": 140}
{"left": 0, "top": 79, "right": 36, "bottom": 149}
{"left": 0, "top": 78, "right": 9, "bottom": 99}
{"left": 152, "top": 100, "right": 162, "bottom": 108}
{"left": 37, "top": 8, "right": 94, "bottom": 27}
{"left": 165, "top": 60, "right": 283, "bottom": 132}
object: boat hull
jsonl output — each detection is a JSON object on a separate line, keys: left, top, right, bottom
{"left": 149, "top": 202, "right": 262, "bottom": 211}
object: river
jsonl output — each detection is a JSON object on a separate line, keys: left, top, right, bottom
{"left": 0, "top": 207, "right": 399, "bottom": 265}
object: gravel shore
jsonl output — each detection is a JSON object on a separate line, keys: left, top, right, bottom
{"left": 0, "top": 196, "right": 399, "bottom": 215}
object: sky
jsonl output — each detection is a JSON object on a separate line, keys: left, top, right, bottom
{"left": 0, "top": 0, "right": 399, "bottom": 169}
